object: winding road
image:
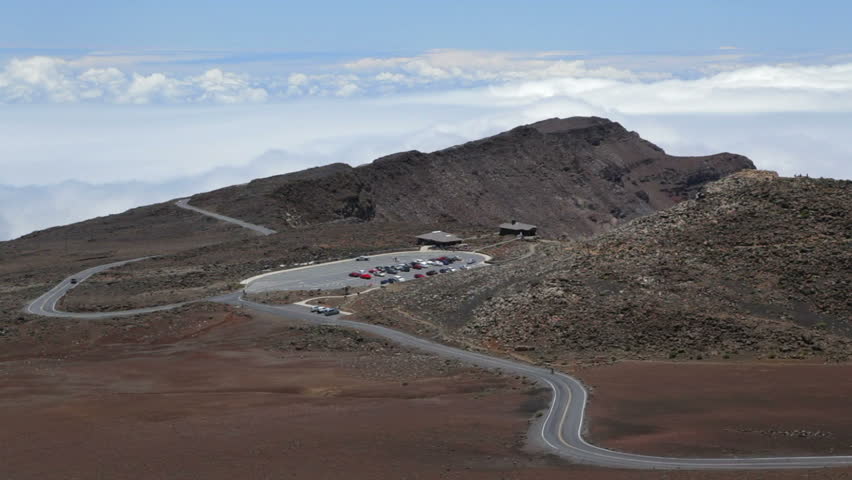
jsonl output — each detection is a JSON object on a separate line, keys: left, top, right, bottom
{"left": 22, "top": 201, "right": 852, "bottom": 470}
{"left": 175, "top": 198, "right": 277, "bottom": 235}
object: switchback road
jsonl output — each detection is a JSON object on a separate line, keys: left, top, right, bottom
{"left": 21, "top": 204, "right": 852, "bottom": 470}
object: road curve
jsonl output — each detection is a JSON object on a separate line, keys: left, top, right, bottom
{"left": 23, "top": 261, "right": 852, "bottom": 470}
{"left": 215, "top": 295, "right": 852, "bottom": 470}
{"left": 25, "top": 257, "right": 189, "bottom": 318}
{"left": 175, "top": 198, "right": 277, "bottom": 236}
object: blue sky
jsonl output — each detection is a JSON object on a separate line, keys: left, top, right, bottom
{"left": 0, "top": 1, "right": 850, "bottom": 239}
{"left": 2, "top": 0, "right": 850, "bottom": 53}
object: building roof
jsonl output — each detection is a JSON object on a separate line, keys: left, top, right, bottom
{"left": 416, "top": 230, "right": 463, "bottom": 243}
{"left": 499, "top": 222, "right": 537, "bottom": 231}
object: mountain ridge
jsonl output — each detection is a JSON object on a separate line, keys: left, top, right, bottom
{"left": 190, "top": 116, "right": 754, "bottom": 237}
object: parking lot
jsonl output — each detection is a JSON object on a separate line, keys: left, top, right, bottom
{"left": 244, "top": 250, "right": 490, "bottom": 293}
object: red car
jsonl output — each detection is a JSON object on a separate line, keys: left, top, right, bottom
{"left": 360, "top": 273, "right": 372, "bottom": 279}
{"left": 412, "top": 264, "right": 424, "bottom": 269}
{"left": 368, "top": 269, "right": 378, "bottom": 273}
{"left": 413, "top": 273, "right": 426, "bottom": 279}
{"left": 348, "top": 272, "right": 360, "bottom": 277}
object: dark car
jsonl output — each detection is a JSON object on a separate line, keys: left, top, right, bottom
{"left": 380, "top": 279, "right": 392, "bottom": 285}
{"left": 70, "top": 278, "right": 78, "bottom": 284}
{"left": 426, "top": 270, "right": 438, "bottom": 276}
{"left": 439, "top": 268, "right": 450, "bottom": 273}
{"left": 400, "top": 266, "right": 411, "bottom": 272}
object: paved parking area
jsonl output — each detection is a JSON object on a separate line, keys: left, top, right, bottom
{"left": 244, "top": 250, "right": 489, "bottom": 293}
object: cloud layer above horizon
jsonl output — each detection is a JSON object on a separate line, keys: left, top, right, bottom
{"left": 3, "top": 50, "right": 852, "bottom": 107}
{"left": 1, "top": 49, "right": 851, "bottom": 240}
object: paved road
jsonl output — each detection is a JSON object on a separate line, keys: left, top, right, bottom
{"left": 214, "top": 295, "right": 852, "bottom": 470}
{"left": 25, "top": 257, "right": 189, "bottom": 318}
{"left": 21, "top": 243, "right": 852, "bottom": 469}
{"left": 245, "top": 251, "right": 489, "bottom": 293}
{"left": 175, "top": 198, "right": 277, "bottom": 236}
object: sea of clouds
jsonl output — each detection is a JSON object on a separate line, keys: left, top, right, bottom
{"left": 1, "top": 49, "right": 850, "bottom": 240}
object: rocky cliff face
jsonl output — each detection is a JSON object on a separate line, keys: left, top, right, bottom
{"left": 191, "top": 117, "right": 754, "bottom": 237}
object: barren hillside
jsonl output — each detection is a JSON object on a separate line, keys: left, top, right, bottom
{"left": 356, "top": 171, "right": 852, "bottom": 362}
{"left": 190, "top": 117, "right": 754, "bottom": 237}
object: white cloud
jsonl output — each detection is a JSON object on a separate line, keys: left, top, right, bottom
{"left": 0, "top": 57, "right": 269, "bottom": 104}
{"left": 0, "top": 56, "right": 78, "bottom": 102}
{"left": 3, "top": 52, "right": 852, "bottom": 112}
{"left": 340, "top": 49, "right": 652, "bottom": 89}
{"left": 2, "top": 50, "right": 852, "bottom": 239}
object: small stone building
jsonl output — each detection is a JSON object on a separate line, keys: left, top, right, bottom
{"left": 499, "top": 220, "right": 537, "bottom": 237}
{"left": 416, "top": 231, "right": 463, "bottom": 247}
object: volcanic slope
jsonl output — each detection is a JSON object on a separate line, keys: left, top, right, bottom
{"left": 357, "top": 170, "right": 852, "bottom": 362}
{"left": 189, "top": 117, "right": 754, "bottom": 237}
{"left": 2, "top": 116, "right": 753, "bottom": 319}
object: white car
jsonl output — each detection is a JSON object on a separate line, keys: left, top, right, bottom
{"left": 311, "top": 305, "right": 328, "bottom": 313}
{"left": 394, "top": 276, "right": 406, "bottom": 282}
{"left": 375, "top": 271, "right": 385, "bottom": 277}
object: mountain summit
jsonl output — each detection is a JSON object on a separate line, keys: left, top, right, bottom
{"left": 190, "top": 117, "right": 754, "bottom": 238}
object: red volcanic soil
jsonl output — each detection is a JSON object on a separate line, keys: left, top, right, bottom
{"left": 580, "top": 361, "right": 852, "bottom": 458}
{"left": 0, "top": 305, "right": 544, "bottom": 479}
{"left": 2, "top": 307, "right": 851, "bottom": 479}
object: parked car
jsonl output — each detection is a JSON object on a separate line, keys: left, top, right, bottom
{"left": 312, "top": 306, "right": 330, "bottom": 314}
{"left": 375, "top": 272, "right": 385, "bottom": 277}
{"left": 394, "top": 276, "right": 406, "bottom": 282}
{"left": 360, "top": 273, "right": 372, "bottom": 279}
{"left": 467, "top": 259, "right": 476, "bottom": 265}
{"left": 311, "top": 305, "right": 326, "bottom": 313}
{"left": 380, "top": 279, "right": 392, "bottom": 285}
{"left": 412, "top": 264, "right": 424, "bottom": 269}
{"left": 400, "top": 266, "right": 410, "bottom": 272}
{"left": 414, "top": 273, "right": 426, "bottom": 279}
{"left": 348, "top": 272, "right": 361, "bottom": 277}
{"left": 426, "top": 270, "right": 438, "bottom": 276}
{"left": 439, "top": 268, "right": 449, "bottom": 273}
{"left": 323, "top": 308, "right": 340, "bottom": 316}
{"left": 356, "top": 256, "right": 369, "bottom": 261}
